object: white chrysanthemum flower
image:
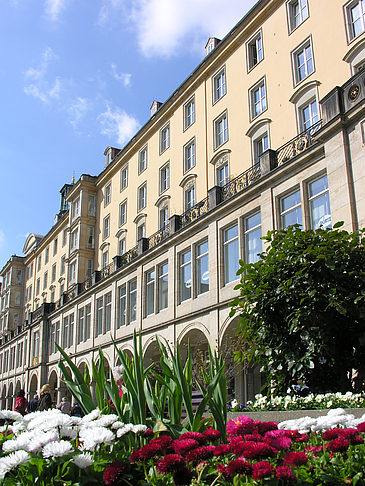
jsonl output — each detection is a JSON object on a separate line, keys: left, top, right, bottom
{"left": 79, "top": 426, "right": 114, "bottom": 451}
{"left": 69, "top": 416, "right": 82, "bottom": 426}
{"left": 0, "top": 450, "right": 30, "bottom": 479}
{"left": 42, "top": 440, "right": 74, "bottom": 458}
{"left": 27, "top": 430, "right": 60, "bottom": 453}
{"left": 132, "top": 424, "right": 148, "bottom": 434}
{"left": 88, "top": 414, "right": 119, "bottom": 428}
{"left": 60, "top": 427, "right": 77, "bottom": 440}
{"left": 80, "top": 409, "right": 101, "bottom": 423}
{"left": 111, "top": 421, "right": 126, "bottom": 430}
{"left": 0, "top": 410, "right": 22, "bottom": 421}
{"left": 72, "top": 452, "right": 94, "bottom": 469}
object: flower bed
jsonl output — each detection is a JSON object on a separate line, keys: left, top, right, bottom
{"left": 229, "top": 392, "right": 365, "bottom": 412}
{"left": 0, "top": 408, "right": 364, "bottom": 485}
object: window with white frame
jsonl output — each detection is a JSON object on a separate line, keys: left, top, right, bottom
{"left": 287, "top": 0, "right": 309, "bottom": 32}
{"left": 62, "top": 314, "right": 74, "bottom": 349}
{"left": 179, "top": 250, "right": 192, "bottom": 302}
{"left": 103, "top": 215, "right": 110, "bottom": 239}
{"left": 216, "top": 162, "right": 229, "bottom": 187}
{"left": 33, "top": 331, "right": 40, "bottom": 360}
{"left": 138, "top": 146, "right": 147, "bottom": 174}
{"left": 105, "top": 292, "right": 112, "bottom": 333}
{"left": 196, "top": 240, "right": 209, "bottom": 296}
{"left": 160, "top": 123, "right": 170, "bottom": 153}
{"left": 223, "top": 223, "right": 239, "bottom": 284}
{"left": 345, "top": 0, "right": 365, "bottom": 41}
{"left": 138, "top": 183, "right": 147, "bottom": 211}
{"left": 37, "top": 255, "right": 41, "bottom": 271}
{"left": 53, "top": 238, "right": 58, "bottom": 256}
{"left": 214, "top": 111, "right": 228, "bottom": 149}
{"left": 250, "top": 79, "right": 267, "bottom": 120}
{"left": 45, "top": 246, "right": 49, "bottom": 264}
{"left": 51, "top": 264, "right": 56, "bottom": 283}
{"left": 308, "top": 175, "right": 332, "bottom": 229}
{"left": 70, "top": 261, "right": 77, "bottom": 283}
{"left": 184, "top": 97, "right": 195, "bottom": 129}
{"left": 119, "top": 237, "right": 126, "bottom": 255}
{"left": 184, "top": 183, "right": 196, "bottom": 211}
{"left": 159, "top": 163, "right": 170, "bottom": 194}
{"left": 119, "top": 200, "right": 127, "bottom": 226}
{"left": 104, "top": 183, "right": 111, "bottom": 206}
{"left": 72, "top": 197, "right": 80, "bottom": 220}
{"left": 292, "top": 38, "right": 314, "bottom": 85}
{"left": 77, "top": 309, "right": 84, "bottom": 344}
{"left": 247, "top": 30, "right": 263, "bottom": 71}
{"left": 117, "top": 284, "right": 126, "bottom": 328}
{"left": 95, "top": 297, "right": 103, "bottom": 336}
{"left": 145, "top": 269, "right": 155, "bottom": 317}
{"left": 184, "top": 138, "right": 196, "bottom": 172}
{"left": 86, "top": 259, "right": 93, "bottom": 279}
{"left": 179, "top": 241, "right": 209, "bottom": 303}
{"left": 43, "top": 271, "right": 48, "bottom": 290}
{"left": 60, "top": 255, "right": 66, "bottom": 275}
{"left": 244, "top": 212, "right": 262, "bottom": 264}
{"left": 62, "top": 229, "right": 67, "bottom": 247}
{"left": 158, "top": 262, "right": 168, "bottom": 311}
{"left": 280, "top": 189, "right": 303, "bottom": 228}
{"left": 87, "top": 226, "right": 95, "bottom": 248}
{"left": 71, "top": 228, "right": 79, "bottom": 251}
{"left": 88, "top": 195, "right": 96, "bottom": 216}
{"left": 117, "top": 279, "right": 137, "bottom": 327}
{"left": 128, "top": 279, "right": 137, "bottom": 323}
{"left": 120, "top": 165, "right": 128, "bottom": 191}
{"left": 102, "top": 250, "right": 109, "bottom": 269}
{"left": 36, "top": 278, "right": 40, "bottom": 296}
{"left": 137, "top": 223, "right": 145, "bottom": 242}
{"left": 159, "top": 205, "right": 169, "bottom": 229}
{"left": 253, "top": 132, "right": 269, "bottom": 164}
{"left": 212, "top": 67, "right": 226, "bottom": 103}
{"left": 300, "top": 98, "right": 319, "bottom": 131}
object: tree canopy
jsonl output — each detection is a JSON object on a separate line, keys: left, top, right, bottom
{"left": 230, "top": 223, "right": 365, "bottom": 395}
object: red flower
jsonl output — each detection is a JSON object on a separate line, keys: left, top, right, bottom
{"left": 225, "top": 459, "right": 253, "bottom": 480}
{"left": 172, "top": 439, "right": 200, "bottom": 455}
{"left": 179, "top": 432, "right": 206, "bottom": 445}
{"left": 202, "top": 428, "right": 221, "bottom": 441}
{"left": 227, "top": 416, "right": 255, "bottom": 437}
{"left": 172, "top": 466, "right": 195, "bottom": 485}
{"left": 252, "top": 461, "right": 274, "bottom": 479}
{"left": 322, "top": 428, "right": 341, "bottom": 441}
{"left": 339, "top": 428, "right": 358, "bottom": 440}
{"left": 131, "top": 442, "right": 163, "bottom": 462}
{"left": 293, "top": 434, "right": 309, "bottom": 443}
{"left": 258, "top": 421, "right": 278, "bottom": 435}
{"left": 144, "top": 429, "right": 154, "bottom": 439}
{"left": 327, "top": 438, "right": 349, "bottom": 453}
{"left": 103, "top": 462, "right": 126, "bottom": 485}
{"left": 213, "top": 444, "right": 230, "bottom": 457}
{"left": 357, "top": 422, "right": 365, "bottom": 434}
{"left": 240, "top": 441, "right": 275, "bottom": 460}
{"left": 269, "top": 436, "right": 292, "bottom": 450}
{"left": 276, "top": 466, "right": 295, "bottom": 482}
{"left": 185, "top": 445, "right": 215, "bottom": 464}
{"left": 244, "top": 434, "right": 263, "bottom": 442}
{"left": 150, "top": 436, "right": 173, "bottom": 448}
{"left": 230, "top": 439, "right": 250, "bottom": 456}
{"left": 349, "top": 435, "right": 364, "bottom": 445}
{"left": 283, "top": 451, "right": 309, "bottom": 467}
{"left": 156, "top": 454, "right": 186, "bottom": 474}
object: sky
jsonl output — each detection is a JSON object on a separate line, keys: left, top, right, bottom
{"left": 0, "top": 0, "right": 258, "bottom": 271}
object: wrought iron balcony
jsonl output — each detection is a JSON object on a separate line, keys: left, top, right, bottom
{"left": 221, "top": 163, "right": 261, "bottom": 202}
{"left": 180, "top": 197, "right": 209, "bottom": 229}
{"left": 277, "top": 120, "right": 322, "bottom": 166}
{"left": 148, "top": 226, "right": 170, "bottom": 250}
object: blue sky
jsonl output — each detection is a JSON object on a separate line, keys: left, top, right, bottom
{"left": 0, "top": 0, "right": 257, "bottom": 271}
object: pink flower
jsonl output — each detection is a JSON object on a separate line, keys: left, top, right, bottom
{"left": 202, "top": 428, "right": 221, "bottom": 441}
{"left": 240, "top": 441, "right": 275, "bottom": 460}
{"left": 284, "top": 451, "right": 309, "bottom": 467}
{"left": 172, "top": 439, "right": 200, "bottom": 456}
{"left": 276, "top": 465, "right": 295, "bottom": 482}
{"left": 252, "top": 461, "right": 274, "bottom": 479}
{"left": 227, "top": 416, "right": 255, "bottom": 437}
{"left": 357, "top": 422, "right": 365, "bottom": 434}
{"left": 258, "top": 421, "right": 278, "bottom": 435}
{"left": 327, "top": 438, "right": 349, "bottom": 453}
{"left": 244, "top": 434, "right": 263, "bottom": 442}
{"left": 269, "top": 436, "right": 292, "bottom": 450}
{"left": 339, "top": 428, "right": 358, "bottom": 440}
{"left": 224, "top": 459, "right": 253, "bottom": 480}
{"left": 349, "top": 435, "right": 364, "bottom": 445}
{"left": 185, "top": 446, "right": 215, "bottom": 464}
{"left": 293, "top": 434, "right": 309, "bottom": 443}
{"left": 156, "top": 454, "right": 186, "bottom": 474}
{"left": 323, "top": 428, "right": 341, "bottom": 441}
{"left": 179, "top": 432, "right": 206, "bottom": 445}
{"left": 213, "top": 444, "right": 230, "bottom": 457}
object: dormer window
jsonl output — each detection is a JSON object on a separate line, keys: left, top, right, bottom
{"left": 151, "top": 100, "right": 162, "bottom": 117}
{"left": 205, "top": 37, "right": 221, "bottom": 55}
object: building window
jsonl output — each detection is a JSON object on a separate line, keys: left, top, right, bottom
{"left": 196, "top": 240, "right": 209, "bottom": 296}
{"left": 45, "top": 246, "right": 49, "bottom": 264}
{"left": 287, "top": 0, "right": 309, "bottom": 32}
{"left": 184, "top": 97, "right": 195, "bottom": 129}
{"left": 250, "top": 79, "right": 267, "bottom": 120}
{"left": 120, "top": 165, "right": 128, "bottom": 191}
{"left": 216, "top": 162, "right": 229, "bottom": 187}
{"left": 119, "top": 200, "right": 127, "bottom": 226}
{"left": 95, "top": 297, "right": 103, "bottom": 336}
{"left": 117, "top": 279, "right": 137, "bottom": 327}
{"left": 300, "top": 99, "right": 319, "bottom": 131}
{"left": 43, "top": 271, "right": 48, "bottom": 290}
{"left": 214, "top": 111, "right": 228, "bottom": 149}
{"left": 105, "top": 183, "right": 111, "bottom": 206}
{"left": 160, "top": 123, "right": 170, "bottom": 153}
{"left": 308, "top": 175, "right": 332, "bottom": 229}
{"left": 223, "top": 223, "right": 239, "bottom": 284}
{"left": 102, "top": 250, "right": 109, "bottom": 269}
{"left": 184, "top": 183, "right": 196, "bottom": 211}
{"left": 159, "top": 206, "right": 169, "bottom": 229}
{"left": 292, "top": 38, "right": 314, "bottom": 85}
{"left": 51, "top": 264, "right": 56, "bottom": 283}
{"left": 88, "top": 195, "right": 96, "bottom": 216}
{"left": 77, "top": 308, "right": 84, "bottom": 344}
{"left": 253, "top": 132, "right": 269, "bottom": 164}
{"left": 105, "top": 292, "right": 112, "bottom": 332}
{"left": 36, "top": 278, "right": 40, "bottom": 296}
{"left": 86, "top": 259, "right": 93, "bottom": 280}
{"left": 244, "top": 212, "right": 262, "bottom": 264}
{"left": 85, "top": 304, "right": 91, "bottom": 341}
{"left": 33, "top": 331, "right": 40, "bottom": 360}
{"left": 87, "top": 226, "right": 95, "bottom": 249}
{"left": 159, "top": 163, "right": 170, "bottom": 194}
{"left": 212, "top": 67, "right": 226, "bottom": 103}
{"left": 247, "top": 30, "right": 263, "bottom": 71}
{"left": 72, "top": 197, "right": 80, "bottom": 220}
{"left": 158, "top": 262, "right": 168, "bottom": 311}
{"left": 137, "top": 222, "right": 145, "bottom": 242}
{"left": 129, "top": 279, "right": 137, "bottom": 323}
{"left": 53, "top": 238, "right": 58, "bottom": 256}
{"left": 179, "top": 250, "right": 192, "bottom": 302}
{"left": 103, "top": 215, "right": 110, "bottom": 239}
{"left": 62, "top": 229, "right": 67, "bottom": 247}
{"left": 119, "top": 237, "right": 126, "bottom": 256}
{"left": 145, "top": 269, "right": 155, "bottom": 316}
{"left": 71, "top": 228, "right": 79, "bottom": 251}
{"left": 280, "top": 189, "right": 302, "bottom": 228}
{"left": 70, "top": 261, "right": 77, "bottom": 283}
{"left": 138, "top": 183, "right": 147, "bottom": 211}
{"left": 60, "top": 256, "right": 66, "bottom": 276}
{"left": 62, "top": 314, "right": 74, "bottom": 349}
{"left": 346, "top": 0, "right": 365, "bottom": 40}
{"left": 184, "top": 139, "right": 196, "bottom": 173}
{"left": 37, "top": 256, "right": 41, "bottom": 271}
{"left": 117, "top": 284, "right": 126, "bottom": 328}
{"left": 139, "top": 146, "right": 147, "bottom": 173}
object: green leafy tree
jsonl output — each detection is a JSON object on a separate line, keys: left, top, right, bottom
{"left": 230, "top": 223, "right": 365, "bottom": 395}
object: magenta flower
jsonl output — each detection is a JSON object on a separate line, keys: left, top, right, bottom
{"left": 357, "top": 422, "right": 365, "bottom": 433}
{"left": 103, "top": 462, "right": 126, "bottom": 485}
{"left": 172, "top": 439, "right": 199, "bottom": 455}
{"left": 252, "top": 461, "right": 274, "bottom": 479}
{"left": 283, "top": 451, "right": 309, "bottom": 467}
{"left": 269, "top": 436, "right": 292, "bottom": 450}
{"left": 224, "top": 458, "right": 253, "bottom": 480}
{"left": 202, "top": 428, "right": 221, "bottom": 441}
{"left": 240, "top": 441, "right": 275, "bottom": 460}
{"left": 179, "top": 432, "right": 206, "bottom": 445}
{"left": 227, "top": 416, "right": 255, "bottom": 437}
{"left": 327, "top": 438, "right": 349, "bottom": 453}
{"left": 156, "top": 454, "right": 186, "bottom": 474}
{"left": 185, "top": 445, "right": 215, "bottom": 464}
{"left": 276, "top": 465, "right": 296, "bottom": 482}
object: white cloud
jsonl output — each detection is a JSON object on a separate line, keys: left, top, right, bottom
{"left": 68, "top": 97, "right": 89, "bottom": 128}
{"left": 111, "top": 64, "right": 132, "bottom": 87}
{"left": 44, "top": 0, "right": 68, "bottom": 21}
{"left": 99, "top": 0, "right": 257, "bottom": 58}
{"left": 24, "top": 48, "right": 61, "bottom": 104}
{"left": 98, "top": 105, "right": 140, "bottom": 146}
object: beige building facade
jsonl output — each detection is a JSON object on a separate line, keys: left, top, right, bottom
{"left": 1, "top": 0, "right": 365, "bottom": 407}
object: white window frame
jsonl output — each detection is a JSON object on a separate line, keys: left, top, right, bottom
{"left": 287, "top": 0, "right": 309, "bottom": 33}
{"left": 120, "top": 165, "right": 128, "bottom": 191}
{"left": 184, "top": 138, "right": 196, "bottom": 173}
{"left": 243, "top": 211, "right": 263, "bottom": 264}
{"left": 292, "top": 37, "right": 315, "bottom": 86}
{"left": 104, "top": 183, "right": 111, "bottom": 206}
{"left": 160, "top": 123, "right": 170, "bottom": 154}
{"left": 138, "top": 183, "right": 147, "bottom": 211}
{"left": 119, "top": 200, "right": 127, "bottom": 226}
{"left": 184, "top": 97, "right": 195, "bottom": 130}
{"left": 253, "top": 131, "right": 270, "bottom": 165}
{"left": 72, "top": 197, "right": 80, "bottom": 220}
{"left": 159, "top": 163, "right": 170, "bottom": 194}
{"left": 344, "top": 0, "right": 365, "bottom": 42}
{"left": 159, "top": 205, "right": 169, "bottom": 230}
{"left": 279, "top": 188, "right": 303, "bottom": 228}
{"left": 216, "top": 162, "right": 229, "bottom": 187}
{"left": 249, "top": 78, "right": 267, "bottom": 121}
{"left": 71, "top": 228, "right": 79, "bottom": 251}
{"left": 212, "top": 66, "right": 226, "bottom": 104}
{"left": 214, "top": 111, "right": 228, "bottom": 150}
{"left": 184, "top": 183, "right": 196, "bottom": 211}
{"left": 103, "top": 215, "right": 110, "bottom": 240}
{"left": 246, "top": 29, "right": 264, "bottom": 71}
{"left": 222, "top": 223, "right": 239, "bottom": 285}
{"left": 138, "top": 146, "right": 148, "bottom": 173}
{"left": 299, "top": 98, "right": 319, "bottom": 132}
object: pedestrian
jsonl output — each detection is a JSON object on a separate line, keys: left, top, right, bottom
{"left": 37, "top": 384, "right": 52, "bottom": 411}
{"left": 56, "top": 396, "right": 71, "bottom": 414}
{"left": 27, "top": 394, "right": 39, "bottom": 413}
{"left": 70, "top": 402, "right": 84, "bottom": 417}
{"left": 14, "top": 390, "right": 28, "bottom": 415}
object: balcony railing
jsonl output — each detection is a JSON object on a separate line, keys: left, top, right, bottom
{"left": 180, "top": 197, "right": 209, "bottom": 229}
{"left": 148, "top": 226, "right": 170, "bottom": 250}
{"left": 221, "top": 163, "right": 261, "bottom": 202}
{"left": 277, "top": 120, "right": 322, "bottom": 166}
